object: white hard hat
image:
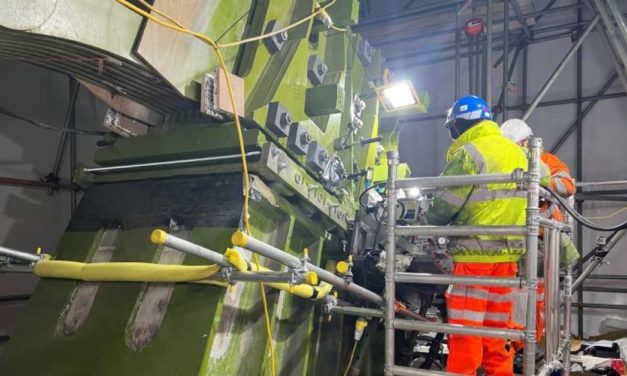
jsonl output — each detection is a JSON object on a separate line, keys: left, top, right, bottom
{"left": 501, "top": 118, "right": 533, "bottom": 143}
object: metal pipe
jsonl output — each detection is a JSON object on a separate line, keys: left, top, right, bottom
{"left": 523, "top": 137, "right": 542, "bottom": 376}
{"left": 507, "top": 91, "right": 626, "bottom": 112}
{"left": 571, "top": 230, "right": 626, "bottom": 291}
{"left": 584, "top": 274, "right": 627, "bottom": 280}
{"left": 390, "top": 17, "right": 598, "bottom": 68}
{"left": 606, "top": 0, "right": 627, "bottom": 44}
{"left": 538, "top": 216, "right": 568, "bottom": 230}
{"left": 576, "top": 195, "right": 627, "bottom": 202}
{"left": 454, "top": 3, "right": 460, "bottom": 99}
{"left": 546, "top": 227, "right": 561, "bottom": 364}
{"left": 215, "top": 271, "right": 301, "bottom": 284}
{"left": 493, "top": 0, "right": 561, "bottom": 69}
{"left": 581, "top": 286, "right": 627, "bottom": 293}
{"left": 585, "top": 1, "right": 627, "bottom": 93}
{"left": 151, "top": 230, "right": 230, "bottom": 267}
{"left": 577, "top": 188, "right": 627, "bottom": 195}
{"left": 396, "top": 171, "right": 522, "bottom": 189}
{"left": 543, "top": 229, "right": 554, "bottom": 363}
{"left": 351, "top": 0, "right": 463, "bottom": 32}
{"left": 563, "top": 265, "right": 573, "bottom": 376}
{"left": 377, "top": 2, "right": 582, "bottom": 49}
{"left": 485, "top": 0, "right": 493, "bottom": 104}
{"left": 577, "top": 180, "right": 627, "bottom": 189}
{"left": 510, "top": 0, "right": 532, "bottom": 39}
{"left": 50, "top": 80, "right": 80, "bottom": 180}
{"left": 395, "top": 272, "right": 523, "bottom": 288}
{"left": 0, "top": 294, "right": 31, "bottom": 303}
{"left": 537, "top": 364, "right": 552, "bottom": 376}
{"left": 502, "top": 0, "right": 509, "bottom": 119}
{"left": 328, "top": 305, "right": 384, "bottom": 319}
{"left": 522, "top": 14, "right": 600, "bottom": 121}
{"left": 232, "top": 232, "right": 301, "bottom": 269}
{"left": 384, "top": 150, "right": 399, "bottom": 376}
{"left": 522, "top": 44, "right": 528, "bottom": 110}
{"left": 550, "top": 73, "right": 618, "bottom": 153}
{"left": 574, "top": 303, "right": 627, "bottom": 310}
{"left": 494, "top": 46, "right": 522, "bottom": 120}
{"left": 0, "top": 176, "right": 75, "bottom": 191}
{"left": 593, "top": 0, "right": 627, "bottom": 65}
{"left": 394, "top": 319, "right": 525, "bottom": 341}
{"left": 84, "top": 151, "right": 261, "bottom": 174}
{"left": 572, "top": 258, "right": 602, "bottom": 292}
{"left": 575, "top": 6, "right": 585, "bottom": 338}
{"left": 395, "top": 225, "right": 526, "bottom": 237}
{"left": 0, "top": 246, "right": 42, "bottom": 263}
{"left": 395, "top": 88, "right": 625, "bottom": 126}
{"left": 232, "top": 232, "right": 385, "bottom": 306}
{"left": 392, "top": 366, "right": 460, "bottom": 376}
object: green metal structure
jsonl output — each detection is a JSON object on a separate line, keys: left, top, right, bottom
{"left": 0, "top": 1, "right": 427, "bottom": 374}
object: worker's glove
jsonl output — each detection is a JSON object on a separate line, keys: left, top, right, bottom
{"left": 560, "top": 232, "right": 579, "bottom": 266}
{"left": 376, "top": 251, "right": 414, "bottom": 273}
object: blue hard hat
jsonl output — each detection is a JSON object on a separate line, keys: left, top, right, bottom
{"left": 445, "top": 95, "right": 492, "bottom": 126}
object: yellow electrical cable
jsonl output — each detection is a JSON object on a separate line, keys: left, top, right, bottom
{"left": 343, "top": 340, "right": 358, "bottom": 376}
{"left": 330, "top": 24, "right": 348, "bottom": 32}
{"left": 137, "top": 0, "right": 185, "bottom": 28}
{"left": 115, "top": 2, "right": 262, "bottom": 373}
{"left": 217, "top": 0, "right": 339, "bottom": 48}
{"left": 113, "top": 2, "right": 345, "bottom": 372}
{"left": 585, "top": 206, "right": 627, "bottom": 220}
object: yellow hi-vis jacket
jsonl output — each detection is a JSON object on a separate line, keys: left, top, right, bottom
{"left": 425, "top": 120, "right": 529, "bottom": 263}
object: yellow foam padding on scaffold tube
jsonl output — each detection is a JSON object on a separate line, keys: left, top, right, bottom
{"left": 224, "top": 248, "right": 332, "bottom": 300}
{"left": 33, "top": 255, "right": 221, "bottom": 283}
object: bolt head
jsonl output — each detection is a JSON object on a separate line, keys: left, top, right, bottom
{"left": 318, "top": 149, "right": 328, "bottom": 164}
{"left": 300, "top": 132, "right": 311, "bottom": 145}
{"left": 318, "top": 63, "right": 328, "bottom": 75}
{"left": 278, "top": 31, "right": 288, "bottom": 42}
{"left": 280, "top": 112, "right": 292, "bottom": 126}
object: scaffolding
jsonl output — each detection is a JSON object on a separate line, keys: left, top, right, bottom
{"left": 383, "top": 138, "right": 574, "bottom": 376}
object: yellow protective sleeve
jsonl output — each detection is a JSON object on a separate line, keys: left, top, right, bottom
{"left": 33, "top": 259, "right": 221, "bottom": 282}
{"left": 224, "top": 248, "right": 332, "bottom": 300}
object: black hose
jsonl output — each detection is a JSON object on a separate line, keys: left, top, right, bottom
{"left": 542, "top": 186, "right": 627, "bottom": 231}
{"left": 359, "top": 182, "right": 386, "bottom": 208}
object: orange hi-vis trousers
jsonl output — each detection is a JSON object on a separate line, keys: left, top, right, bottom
{"left": 446, "top": 262, "right": 517, "bottom": 376}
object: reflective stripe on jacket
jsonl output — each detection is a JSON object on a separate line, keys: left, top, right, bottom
{"left": 425, "top": 120, "right": 528, "bottom": 263}
{"left": 541, "top": 151, "right": 576, "bottom": 197}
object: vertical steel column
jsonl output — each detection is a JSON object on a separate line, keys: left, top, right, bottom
{"left": 476, "top": 37, "right": 482, "bottom": 96}
{"left": 455, "top": 4, "right": 461, "bottom": 99}
{"left": 384, "top": 151, "right": 399, "bottom": 376}
{"left": 524, "top": 137, "right": 542, "bottom": 376}
{"left": 485, "top": 0, "right": 493, "bottom": 104}
{"left": 522, "top": 14, "right": 600, "bottom": 121}
{"left": 502, "top": 0, "right": 509, "bottom": 120}
{"left": 576, "top": 0, "right": 585, "bottom": 339}
{"left": 522, "top": 45, "right": 528, "bottom": 115}
{"left": 469, "top": 37, "right": 475, "bottom": 94}
{"left": 543, "top": 228, "right": 555, "bottom": 363}
{"left": 563, "top": 264, "right": 573, "bottom": 375}
{"left": 549, "top": 227, "right": 561, "bottom": 365}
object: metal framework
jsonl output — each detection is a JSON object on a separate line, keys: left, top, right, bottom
{"left": 383, "top": 139, "right": 576, "bottom": 375}
{"left": 368, "top": 1, "right": 627, "bottom": 339}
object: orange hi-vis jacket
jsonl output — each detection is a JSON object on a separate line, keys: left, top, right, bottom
{"left": 540, "top": 151, "right": 576, "bottom": 222}
{"left": 537, "top": 151, "right": 575, "bottom": 343}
